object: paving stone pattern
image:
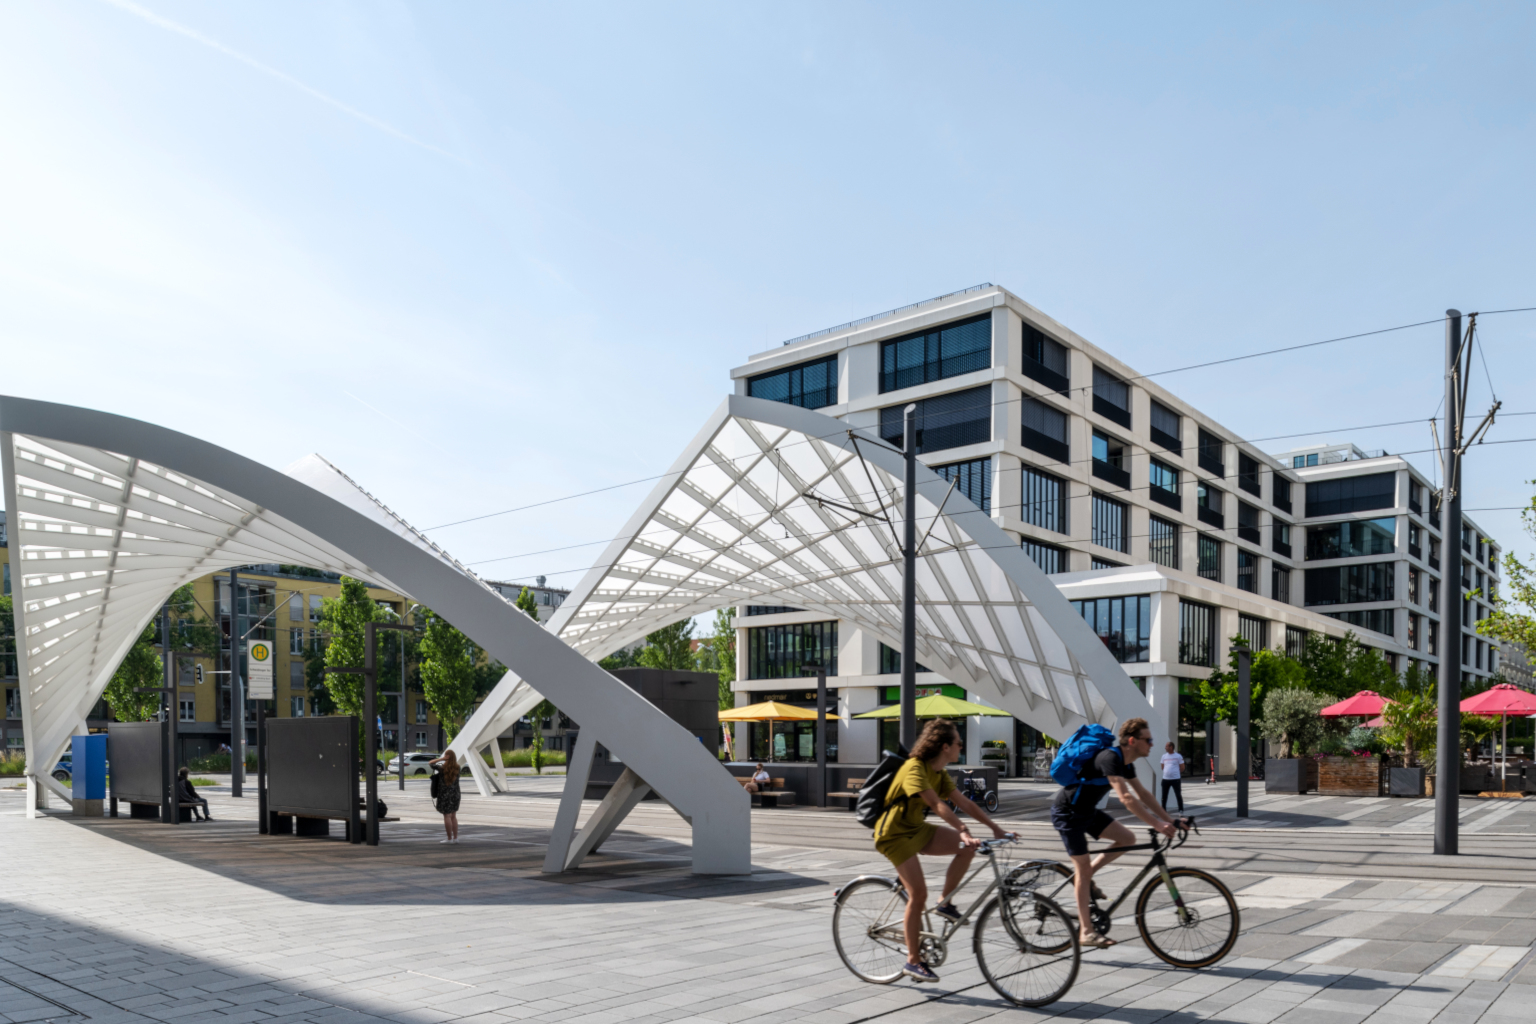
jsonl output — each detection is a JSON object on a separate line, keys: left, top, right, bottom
{"left": 6, "top": 779, "right": 1536, "bottom": 1023}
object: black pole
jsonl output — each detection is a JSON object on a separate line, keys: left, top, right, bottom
{"left": 161, "top": 603, "right": 175, "bottom": 825}
{"left": 365, "top": 622, "right": 379, "bottom": 847}
{"left": 256, "top": 700, "right": 267, "bottom": 833}
{"left": 399, "top": 619, "right": 407, "bottom": 792}
{"left": 900, "top": 404, "right": 918, "bottom": 752}
{"left": 230, "top": 568, "right": 243, "bottom": 797}
{"left": 1436, "top": 309, "right": 1463, "bottom": 856}
{"left": 1236, "top": 644, "right": 1251, "bottom": 818}
{"left": 814, "top": 665, "right": 828, "bottom": 808}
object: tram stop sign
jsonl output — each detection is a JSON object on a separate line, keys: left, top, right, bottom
{"left": 247, "top": 639, "right": 275, "bottom": 699}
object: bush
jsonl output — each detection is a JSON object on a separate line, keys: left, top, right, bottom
{"left": 0, "top": 752, "right": 25, "bottom": 777}
{"left": 483, "top": 748, "right": 567, "bottom": 769}
{"left": 188, "top": 752, "right": 257, "bottom": 773}
{"left": 1344, "top": 726, "right": 1384, "bottom": 755}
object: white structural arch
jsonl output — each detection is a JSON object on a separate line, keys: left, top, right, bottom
{"left": 1, "top": 396, "right": 748, "bottom": 874}
{"left": 454, "top": 395, "right": 1160, "bottom": 855}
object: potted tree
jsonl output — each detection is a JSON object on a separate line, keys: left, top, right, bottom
{"left": 1260, "top": 688, "right": 1329, "bottom": 793}
{"left": 1380, "top": 684, "right": 1437, "bottom": 797}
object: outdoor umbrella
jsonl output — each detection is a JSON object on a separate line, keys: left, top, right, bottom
{"left": 853, "top": 693, "right": 1014, "bottom": 719}
{"left": 1320, "top": 691, "right": 1391, "bottom": 718}
{"left": 718, "top": 700, "right": 818, "bottom": 722}
{"left": 1460, "top": 684, "right": 1536, "bottom": 787}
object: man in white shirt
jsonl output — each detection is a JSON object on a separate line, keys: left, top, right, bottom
{"left": 1159, "top": 742, "right": 1185, "bottom": 811}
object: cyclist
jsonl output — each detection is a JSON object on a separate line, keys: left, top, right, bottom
{"left": 1051, "top": 717, "right": 1185, "bottom": 948}
{"left": 874, "top": 718, "right": 1011, "bottom": 983}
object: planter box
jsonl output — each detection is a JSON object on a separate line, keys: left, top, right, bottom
{"left": 1460, "top": 767, "right": 1492, "bottom": 793}
{"left": 1389, "top": 766, "right": 1426, "bottom": 797}
{"left": 1265, "top": 758, "right": 1306, "bottom": 794}
{"left": 1318, "top": 755, "right": 1383, "bottom": 797}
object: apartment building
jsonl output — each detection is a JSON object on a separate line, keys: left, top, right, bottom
{"left": 726, "top": 284, "right": 1502, "bottom": 772}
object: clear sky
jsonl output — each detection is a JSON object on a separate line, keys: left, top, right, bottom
{"left": 2, "top": 1, "right": 1533, "bottom": 594}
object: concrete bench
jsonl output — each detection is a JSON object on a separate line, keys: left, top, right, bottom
{"left": 752, "top": 790, "right": 795, "bottom": 808}
{"left": 114, "top": 800, "right": 204, "bottom": 822}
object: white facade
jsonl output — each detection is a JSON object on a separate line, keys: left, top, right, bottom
{"left": 729, "top": 285, "right": 1503, "bottom": 768}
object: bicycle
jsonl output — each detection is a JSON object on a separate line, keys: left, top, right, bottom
{"left": 1008, "top": 817, "right": 1240, "bottom": 969}
{"left": 832, "top": 836, "right": 1080, "bottom": 1007}
{"left": 948, "top": 769, "right": 999, "bottom": 813}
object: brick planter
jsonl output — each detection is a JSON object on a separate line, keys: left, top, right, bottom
{"left": 1318, "top": 755, "right": 1383, "bottom": 797}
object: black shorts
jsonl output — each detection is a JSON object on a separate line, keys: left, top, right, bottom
{"left": 1050, "top": 804, "right": 1115, "bottom": 857}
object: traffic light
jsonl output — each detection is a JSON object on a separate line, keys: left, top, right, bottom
{"left": 195, "top": 664, "right": 204, "bottom": 685}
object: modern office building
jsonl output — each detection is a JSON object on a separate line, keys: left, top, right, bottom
{"left": 727, "top": 284, "right": 1502, "bottom": 773}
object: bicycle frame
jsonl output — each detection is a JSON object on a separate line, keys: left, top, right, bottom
{"left": 843, "top": 839, "right": 1020, "bottom": 949}
{"left": 1036, "top": 829, "right": 1194, "bottom": 926}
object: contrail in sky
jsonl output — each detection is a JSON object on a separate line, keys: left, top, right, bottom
{"left": 101, "top": 0, "right": 468, "bottom": 165}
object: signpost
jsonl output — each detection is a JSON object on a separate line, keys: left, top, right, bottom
{"left": 246, "top": 640, "right": 274, "bottom": 700}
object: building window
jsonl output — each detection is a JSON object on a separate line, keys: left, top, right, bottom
{"left": 1408, "top": 567, "right": 1421, "bottom": 605}
{"left": 1148, "top": 458, "right": 1180, "bottom": 511}
{"left": 1149, "top": 399, "right": 1181, "bottom": 453}
{"left": 1428, "top": 577, "right": 1440, "bottom": 613}
{"left": 1238, "top": 614, "right": 1268, "bottom": 651}
{"left": 878, "top": 643, "right": 929, "bottom": 675}
{"left": 290, "top": 696, "right": 306, "bottom": 717}
{"left": 290, "top": 627, "right": 305, "bottom": 654}
{"left": 1272, "top": 521, "right": 1292, "bottom": 557}
{"left": 1021, "top": 397, "right": 1070, "bottom": 463}
{"left": 1427, "top": 619, "right": 1438, "bottom": 656}
{"left": 1092, "top": 493, "right": 1129, "bottom": 554}
{"left": 415, "top": 732, "right": 428, "bottom": 749}
{"left": 1179, "top": 600, "right": 1217, "bottom": 667}
{"left": 1237, "top": 453, "right": 1261, "bottom": 497}
{"left": 1072, "top": 595, "right": 1151, "bottom": 663}
{"left": 1149, "top": 515, "right": 1179, "bottom": 570}
{"left": 1091, "top": 431, "right": 1130, "bottom": 488}
{"left": 1274, "top": 477, "right": 1293, "bottom": 514}
{"left": 933, "top": 458, "right": 991, "bottom": 514}
{"left": 1305, "top": 517, "right": 1396, "bottom": 560}
{"left": 1092, "top": 558, "right": 1123, "bottom": 570}
{"left": 1293, "top": 453, "right": 1320, "bottom": 468}
{"left": 1198, "top": 535, "right": 1221, "bottom": 582}
{"left": 1305, "top": 472, "right": 1396, "bottom": 517}
{"left": 1304, "top": 562, "right": 1395, "bottom": 606}
{"left": 1022, "top": 539, "right": 1067, "bottom": 574}
{"left": 1196, "top": 483, "right": 1224, "bottom": 529}
{"left": 1326, "top": 609, "right": 1395, "bottom": 637}
{"left": 416, "top": 699, "right": 428, "bottom": 724}
{"left": 1429, "top": 537, "right": 1441, "bottom": 570}
{"left": 880, "top": 386, "right": 990, "bottom": 455}
{"left": 179, "top": 698, "right": 196, "bottom": 722}
{"left": 1022, "top": 322, "right": 1070, "bottom": 393}
{"left": 1408, "top": 522, "right": 1422, "bottom": 560}
{"left": 1272, "top": 565, "right": 1291, "bottom": 604}
{"left": 1409, "top": 480, "right": 1424, "bottom": 514}
{"left": 747, "top": 621, "right": 839, "bottom": 679}
{"left": 1286, "top": 625, "right": 1308, "bottom": 658}
{"left": 1020, "top": 466, "right": 1067, "bottom": 534}
{"left": 1237, "top": 501, "right": 1260, "bottom": 545}
{"left": 746, "top": 605, "right": 804, "bottom": 616}
{"left": 749, "top": 354, "right": 839, "bottom": 410}
{"left": 879, "top": 313, "right": 991, "bottom": 393}
{"left": 1237, "top": 551, "right": 1257, "bottom": 593}
{"left": 288, "top": 592, "right": 303, "bottom": 619}
{"left": 1197, "top": 428, "right": 1224, "bottom": 477}
{"left": 1407, "top": 613, "right": 1420, "bottom": 650}
{"left": 1091, "top": 365, "right": 1131, "bottom": 428}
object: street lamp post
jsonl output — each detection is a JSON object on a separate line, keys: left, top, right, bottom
{"left": 804, "top": 663, "right": 827, "bottom": 808}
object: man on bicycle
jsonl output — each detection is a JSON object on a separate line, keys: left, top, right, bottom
{"left": 1052, "top": 717, "right": 1185, "bottom": 948}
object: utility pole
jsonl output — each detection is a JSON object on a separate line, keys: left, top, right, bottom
{"left": 1236, "top": 643, "right": 1251, "bottom": 819}
{"left": 900, "top": 405, "right": 918, "bottom": 752}
{"left": 230, "top": 568, "right": 243, "bottom": 797}
{"left": 1436, "top": 310, "right": 1466, "bottom": 854}
{"left": 804, "top": 663, "right": 828, "bottom": 807}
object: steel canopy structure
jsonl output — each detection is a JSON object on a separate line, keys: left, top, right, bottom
{"left": 452, "top": 396, "right": 1158, "bottom": 852}
{"left": 1, "top": 396, "right": 748, "bottom": 874}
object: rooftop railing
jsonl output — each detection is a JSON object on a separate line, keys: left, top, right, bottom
{"left": 780, "top": 283, "right": 995, "bottom": 347}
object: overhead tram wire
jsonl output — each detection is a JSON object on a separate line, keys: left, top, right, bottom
{"left": 424, "top": 310, "right": 1536, "bottom": 534}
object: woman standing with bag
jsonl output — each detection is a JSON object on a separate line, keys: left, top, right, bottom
{"left": 429, "top": 751, "right": 462, "bottom": 844}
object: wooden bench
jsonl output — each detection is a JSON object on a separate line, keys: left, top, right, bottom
{"left": 753, "top": 790, "right": 795, "bottom": 808}
{"left": 113, "top": 799, "right": 204, "bottom": 822}
{"left": 827, "top": 778, "right": 866, "bottom": 811}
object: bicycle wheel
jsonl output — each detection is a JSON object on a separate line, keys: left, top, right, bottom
{"left": 974, "top": 893, "right": 1080, "bottom": 1007}
{"left": 1135, "top": 867, "right": 1240, "bottom": 968}
{"left": 833, "top": 877, "right": 909, "bottom": 983}
{"left": 983, "top": 790, "right": 1000, "bottom": 812}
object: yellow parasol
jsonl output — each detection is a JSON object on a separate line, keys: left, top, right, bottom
{"left": 718, "top": 700, "right": 819, "bottom": 722}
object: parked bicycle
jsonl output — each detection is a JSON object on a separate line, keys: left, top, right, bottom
{"left": 949, "top": 769, "right": 999, "bottom": 813}
{"left": 1008, "top": 818, "right": 1240, "bottom": 969}
{"left": 832, "top": 836, "right": 1080, "bottom": 1007}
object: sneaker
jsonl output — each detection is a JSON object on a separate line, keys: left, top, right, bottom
{"left": 440, "top": 838, "right": 452, "bottom": 844}
{"left": 902, "top": 961, "right": 940, "bottom": 983}
{"left": 933, "top": 901, "right": 962, "bottom": 925}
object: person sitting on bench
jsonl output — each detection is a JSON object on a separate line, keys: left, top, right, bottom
{"left": 745, "top": 763, "right": 771, "bottom": 794}
{"left": 177, "top": 767, "right": 211, "bottom": 821}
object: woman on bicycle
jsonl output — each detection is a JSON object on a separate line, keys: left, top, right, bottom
{"left": 873, "top": 718, "right": 1010, "bottom": 983}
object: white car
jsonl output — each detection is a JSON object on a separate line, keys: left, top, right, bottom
{"left": 386, "top": 752, "right": 440, "bottom": 776}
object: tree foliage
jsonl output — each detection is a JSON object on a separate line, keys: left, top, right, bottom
{"left": 418, "top": 610, "right": 478, "bottom": 742}
{"left": 1379, "top": 683, "right": 1437, "bottom": 766}
{"left": 1199, "top": 638, "right": 1300, "bottom": 725}
{"left": 708, "top": 607, "right": 736, "bottom": 711}
{"left": 515, "top": 586, "right": 540, "bottom": 621}
{"left": 102, "top": 621, "right": 163, "bottom": 722}
{"left": 1479, "top": 481, "right": 1536, "bottom": 657}
{"left": 638, "top": 619, "right": 697, "bottom": 671}
{"left": 1258, "top": 688, "right": 1333, "bottom": 758}
{"left": 1294, "top": 631, "right": 1397, "bottom": 701}
{"left": 319, "top": 577, "right": 384, "bottom": 719}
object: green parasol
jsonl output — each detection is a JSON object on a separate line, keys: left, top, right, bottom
{"left": 853, "top": 693, "right": 1012, "bottom": 719}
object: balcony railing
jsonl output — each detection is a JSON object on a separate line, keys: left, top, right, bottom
{"left": 1274, "top": 493, "right": 1292, "bottom": 514}
{"left": 1198, "top": 452, "right": 1224, "bottom": 477}
{"left": 1238, "top": 475, "right": 1261, "bottom": 497}
{"left": 1092, "top": 395, "right": 1131, "bottom": 429}
{"left": 1022, "top": 428, "right": 1069, "bottom": 464}
{"left": 1092, "top": 460, "right": 1130, "bottom": 489}
{"left": 1197, "top": 505, "right": 1225, "bottom": 529}
{"left": 1150, "top": 426, "right": 1181, "bottom": 453}
{"left": 1149, "top": 486, "right": 1181, "bottom": 512}
{"left": 1238, "top": 525, "right": 1261, "bottom": 546}
{"left": 1273, "top": 539, "right": 1292, "bottom": 558}
{"left": 1022, "top": 356, "right": 1069, "bottom": 395}
{"left": 1430, "top": 555, "right": 1440, "bottom": 570}
{"left": 1409, "top": 544, "right": 1422, "bottom": 560}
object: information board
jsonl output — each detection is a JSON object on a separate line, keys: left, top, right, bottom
{"left": 247, "top": 639, "right": 274, "bottom": 699}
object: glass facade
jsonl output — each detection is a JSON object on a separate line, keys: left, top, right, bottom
{"left": 1021, "top": 465, "right": 1067, "bottom": 533}
{"left": 1286, "top": 625, "right": 1308, "bottom": 658}
{"left": 1149, "top": 399, "right": 1181, "bottom": 452}
{"left": 1237, "top": 452, "right": 1261, "bottom": 497}
{"left": 1198, "top": 534, "right": 1221, "bottom": 582}
{"left": 1324, "top": 609, "right": 1395, "bottom": 637}
{"left": 1022, "top": 539, "right": 1067, "bottom": 574}
{"left": 1198, "top": 428, "right": 1225, "bottom": 476}
{"left": 1239, "top": 614, "right": 1268, "bottom": 651}
{"left": 1149, "top": 515, "right": 1179, "bottom": 569}
{"left": 1273, "top": 565, "right": 1291, "bottom": 604}
{"left": 745, "top": 605, "right": 804, "bottom": 615}
{"left": 1179, "top": 599, "right": 1216, "bottom": 667}
{"left": 1092, "top": 493, "right": 1128, "bottom": 553}
{"left": 1237, "top": 550, "right": 1257, "bottom": 593}
{"left": 746, "top": 621, "right": 838, "bottom": 679}
{"left": 1305, "top": 517, "right": 1395, "bottom": 560}
{"left": 1021, "top": 396, "right": 1070, "bottom": 462}
{"left": 748, "top": 354, "right": 839, "bottom": 409}
{"left": 1022, "top": 323, "right": 1070, "bottom": 393}
{"left": 1072, "top": 595, "right": 1151, "bottom": 663}
{"left": 879, "top": 314, "right": 991, "bottom": 393}
{"left": 1092, "top": 366, "right": 1131, "bottom": 427}
{"left": 1304, "top": 563, "right": 1395, "bottom": 606}
{"left": 933, "top": 457, "right": 991, "bottom": 514}
{"left": 1149, "top": 458, "right": 1178, "bottom": 496}
{"left": 880, "top": 386, "right": 989, "bottom": 455}
{"left": 1305, "top": 472, "right": 1395, "bottom": 517}
{"left": 878, "top": 643, "right": 930, "bottom": 675}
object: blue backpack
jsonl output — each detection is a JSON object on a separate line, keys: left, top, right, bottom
{"left": 1049, "top": 724, "right": 1118, "bottom": 798}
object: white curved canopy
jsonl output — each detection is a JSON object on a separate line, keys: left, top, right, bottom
{"left": 2, "top": 396, "right": 747, "bottom": 873}
{"left": 455, "top": 395, "right": 1154, "bottom": 764}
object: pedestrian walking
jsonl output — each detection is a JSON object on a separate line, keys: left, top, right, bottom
{"left": 1159, "top": 742, "right": 1185, "bottom": 812}
{"left": 429, "top": 751, "right": 462, "bottom": 844}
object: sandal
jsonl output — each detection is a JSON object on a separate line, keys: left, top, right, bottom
{"left": 1080, "top": 933, "right": 1117, "bottom": 949}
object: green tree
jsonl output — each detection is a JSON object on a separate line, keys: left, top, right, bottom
{"left": 515, "top": 586, "right": 540, "bottom": 621}
{"left": 418, "top": 610, "right": 478, "bottom": 742}
{"left": 638, "top": 619, "right": 696, "bottom": 670}
{"left": 320, "top": 577, "right": 384, "bottom": 719}
{"left": 527, "top": 699, "right": 555, "bottom": 774}
{"left": 102, "top": 621, "right": 163, "bottom": 722}
{"left": 1258, "top": 687, "right": 1331, "bottom": 758}
{"left": 1479, "top": 481, "right": 1536, "bottom": 654}
{"left": 707, "top": 607, "right": 737, "bottom": 711}
{"left": 1380, "top": 683, "right": 1438, "bottom": 766}
{"left": 0, "top": 595, "right": 14, "bottom": 680}
{"left": 1296, "top": 631, "right": 1397, "bottom": 701}
{"left": 599, "top": 645, "right": 642, "bottom": 671}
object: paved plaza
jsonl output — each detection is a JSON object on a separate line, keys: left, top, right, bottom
{"left": 5, "top": 779, "right": 1536, "bottom": 1024}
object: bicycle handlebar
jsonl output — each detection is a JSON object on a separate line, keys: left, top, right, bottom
{"left": 1149, "top": 816, "right": 1198, "bottom": 851}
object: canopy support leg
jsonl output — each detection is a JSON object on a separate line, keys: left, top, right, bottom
{"left": 544, "top": 729, "right": 598, "bottom": 872}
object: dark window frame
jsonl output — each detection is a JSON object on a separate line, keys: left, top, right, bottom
{"left": 747, "top": 353, "right": 839, "bottom": 410}
{"left": 1021, "top": 322, "right": 1070, "bottom": 393}
{"left": 1021, "top": 464, "right": 1068, "bottom": 535}
{"left": 933, "top": 457, "right": 992, "bottom": 515}
{"left": 1092, "top": 492, "right": 1129, "bottom": 554}
{"left": 880, "top": 385, "right": 990, "bottom": 455}
{"left": 1092, "top": 365, "right": 1132, "bottom": 428}
{"left": 879, "top": 313, "right": 992, "bottom": 394}
{"left": 1021, "top": 396, "right": 1070, "bottom": 463}
{"left": 1149, "top": 399, "right": 1181, "bottom": 453}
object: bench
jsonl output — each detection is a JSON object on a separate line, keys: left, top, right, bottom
{"left": 827, "top": 778, "right": 866, "bottom": 811}
{"left": 113, "top": 799, "right": 205, "bottom": 822}
{"left": 752, "top": 790, "right": 795, "bottom": 808}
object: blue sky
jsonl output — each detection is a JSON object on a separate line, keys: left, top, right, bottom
{"left": 2, "top": 1, "right": 1533, "bottom": 592}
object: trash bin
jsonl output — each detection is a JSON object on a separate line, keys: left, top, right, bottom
{"left": 71, "top": 733, "right": 107, "bottom": 816}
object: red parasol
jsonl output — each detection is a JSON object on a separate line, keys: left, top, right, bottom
{"left": 1320, "top": 690, "right": 1390, "bottom": 718}
{"left": 1459, "top": 684, "right": 1536, "bottom": 716}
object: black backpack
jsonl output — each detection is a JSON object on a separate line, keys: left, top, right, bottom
{"left": 855, "top": 745, "right": 911, "bottom": 829}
